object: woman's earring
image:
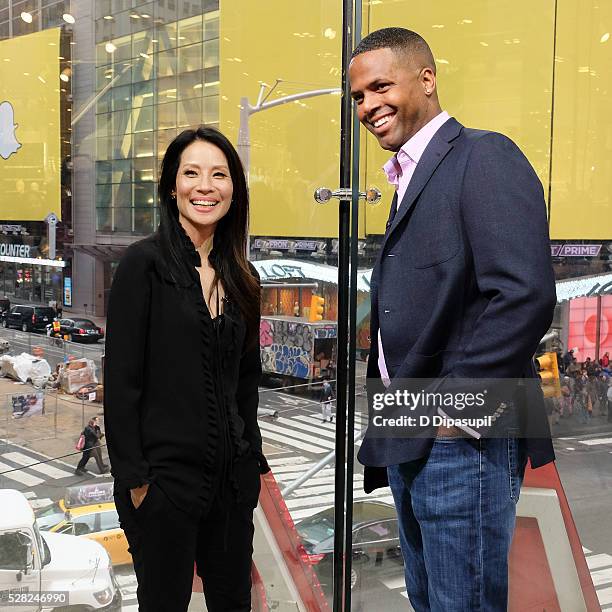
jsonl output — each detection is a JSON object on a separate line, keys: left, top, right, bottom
{"left": 170, "top": 192, "right": 176, "bottom": 199}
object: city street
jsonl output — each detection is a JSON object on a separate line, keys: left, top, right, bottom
{"left": 1, "top": 381, "right": 611, "bottom": 609}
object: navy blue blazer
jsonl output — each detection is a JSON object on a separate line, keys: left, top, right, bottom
{"left": 359, "top": 118, "right": 557, "bottom": 493}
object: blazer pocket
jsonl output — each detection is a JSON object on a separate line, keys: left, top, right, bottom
{"left": 408, "top": 199, "right": 460, "bottom": 268}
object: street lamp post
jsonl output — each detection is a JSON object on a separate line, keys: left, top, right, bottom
{"left": 237, "top": 81, "right": 341, "bottom": 179}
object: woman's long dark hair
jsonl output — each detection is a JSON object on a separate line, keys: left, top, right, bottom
{"left": 158, "top": 126, "right": 260, "bottom": 347}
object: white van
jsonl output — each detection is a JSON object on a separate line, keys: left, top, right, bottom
{"left": 0, "top": 489, "right": 121, "bottom": 611}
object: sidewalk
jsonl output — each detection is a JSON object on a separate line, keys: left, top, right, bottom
{"left": 0, "top": 376, "right": 106, "bottom": 468}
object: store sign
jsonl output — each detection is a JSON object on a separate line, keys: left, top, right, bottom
{"left": 551, "top": 244, "right": 602, "bottom": 257}
{"left": 0, "top": 243, "right": 31, "bottom": 257}
{"left": 253, "top": 239, "right": 322, "bottom": 252}
{"left": 259, "top": 263, "right": 307, "bottom": 280}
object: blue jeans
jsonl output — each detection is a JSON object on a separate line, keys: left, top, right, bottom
{"left": 387, "top": 437, "right": 527, "bottom": 612}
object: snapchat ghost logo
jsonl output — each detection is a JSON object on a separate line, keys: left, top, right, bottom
{"left": 0, "top": 101, "right": 22, "bottom": 160}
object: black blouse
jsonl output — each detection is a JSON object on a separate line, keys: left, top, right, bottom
{"left": 104, "top": 231, "right": 269, "bottom": 514}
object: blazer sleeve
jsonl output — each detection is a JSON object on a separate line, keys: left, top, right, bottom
{"left": 236, "top": 265, "right": 270, "bottom": 473}
{"left": 449, "top": 132, "right": 556, "bottom": 383}
{"left": 103, "top": 243, "right": 153, "bottom": 490}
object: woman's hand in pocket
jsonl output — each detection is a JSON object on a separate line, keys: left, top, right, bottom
{"left": 130, "top": 484, "right": 149, "bottom": 509}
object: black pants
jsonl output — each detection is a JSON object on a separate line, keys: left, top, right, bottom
{"left": 76, "top": 446, "right": 106, "bottom": 472}
{"left": 114, "top": 481, "right": 256, "bottom": 611}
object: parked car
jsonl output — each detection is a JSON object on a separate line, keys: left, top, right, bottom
{"left": 35, "top": 483, "right": 131, "bottom": 567}
{"left": 47, "top": 317, "right": 105, "bottom": 343}
{"left": 296, "top": 501, "right": 404, "bottom": 591}
{"left": 2, "top": 305, "right": 56, "bottom": 332}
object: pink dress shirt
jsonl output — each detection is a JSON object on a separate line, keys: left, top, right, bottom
{"left": 378, "top": 111, "right": 450, "bottom": 387}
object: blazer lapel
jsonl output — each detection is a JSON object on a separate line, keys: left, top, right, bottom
{"left": 384, "top": 118, "right": 463, "bottom": 243}
{"left": 385, "top": 193, "right": 398, "bottom": 232}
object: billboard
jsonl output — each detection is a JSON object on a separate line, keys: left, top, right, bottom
{"left": 0, "top": 28, "right": 61, "bottom": 221}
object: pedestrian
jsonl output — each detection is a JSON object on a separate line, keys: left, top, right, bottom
{"left": 293, "top": 301, "right": 300, "bottom": 317}
{"left": 349, "top": 28, "right": 556, "bottom": 611}
{"left": 601, "top": 351, "right": 610, "bottom": 369}
{"left": 607, "top": 379, "right": 612, "bottom": 423}
{"left": 75, "top": 416, "right": 108, "bottom": 475}
{"left": 320, "top": 378, "right": 334, "bottom": 423}
{"left": 104, "top": 126, "right": 269, "bottom": 612}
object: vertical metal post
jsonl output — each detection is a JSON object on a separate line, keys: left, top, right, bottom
{"left": 333, "top": 0, "right": 354, "bottom": 609}
{"left": 343, "top": 4, "right": 362, "bottom": 608}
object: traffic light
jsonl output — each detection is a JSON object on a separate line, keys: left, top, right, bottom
{"left": 309, "top": 295, "right": 325, "bottom": 322}
{"left": 536, "top": 352, "right": 561, "bottom": 398}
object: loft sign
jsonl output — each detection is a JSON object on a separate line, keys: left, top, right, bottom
{"left": 259, "top": 264, "right": 306, "bottom": 280}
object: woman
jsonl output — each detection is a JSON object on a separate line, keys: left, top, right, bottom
{"left": 75, "top": 416, "right": 108, "bottom": 475}
{"left": 104, "top": 126, "right": 268, "bottom": 611}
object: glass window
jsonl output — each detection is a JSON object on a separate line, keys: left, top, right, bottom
{"left": 202, "top": 96, "right": 218, "bottom": 125}
{"left": 97, "top": 137, "right": 113, "bottom": 161}
{"left": 111, "top": 109, "right": 132, "bottom": 135}
{"left": 134, "top": 207, "right": 155, "bottom": 233}
{"left": 113, "top": 34, "right": 132, "bottom": 63}
{"left": 178, "top": 70, "right": 203, "bottom": 100}
{"left": 99, "top": 510, "right": 120, "bottom": 531}
{"left": 157, "top": 101, "right": 177, "bottom": 129}
{"left": 157, "top": 22, "right": 178, "bottom": 52}
{"left": 178, "top": 15, "right": 203, "bottom": 46}
{"left": 0, "top": 532, "right": 30, "bottom": 570}
{"left": 114, "top": 206, "right": 132, "bottom": 232}
{"left": 203, "top": 40, "right": 219, "bottom": 69}
{"left": 158, "top": 48, "right": 177, "bottom": 77}
{"left": 96, "top": 113, "right": 112, "bottom": 138}
{"left": 96, "top": 183, "right": 112, "bottom": 208}
{"left": 133, "top": 106, "right": 154, "bottom": 132}
{"left": 133, "top": 30, "right": 153, "bottom": 57}
{"left": 41, "top": 3, "right": 65, "bottom": 29}
{"left": 96, "top": 65, "right": 114, "bottom": 91}
{"left": 180, "top": 42, "right": 202, "bottom": 74}
{"left": 134, "top": 182, "right": 154, "bottom": 206}
{"left": 112, "top": 84, "right": 132, "bottom": 112}
{"left": 204, "top": 67, "right": 219, "bottom": 96}
{"left": 156, "top": 128, "right": 177, "bottom": 158}
{"left": 113, "top": 132, "right": 132, "bottom": 159}
{"left": 133, "top": 132, "right": 154, "bottom": 158}
{"left": 72, "top": 514, "right": 97, "bottom": 536}
{"left": 157, "top": 75, "right": 178, "bottom": 103}
{"left": 178, "top": 97, "right": 202, "bottom": 128}
{"left": 133, "top": 80, "right": 155, "bottom": 107}
{"left": 112, "top": 159, "right": 132, "bottom": 183}
{"left": 96, "top": 161, "right": 113, "bottom": 185}
{"left": 134, "top": 156, "right": 155, "bottom": 182}
{"left": 96, "top": 208, "right": 112, "bottom": 232}
{"left": 97, "top": 93, "right": 111, "bottom": 115}
{"left": 204, "top": 11, "right": 219, "bottom": 41}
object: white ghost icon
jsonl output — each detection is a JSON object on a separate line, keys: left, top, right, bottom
{"left": 0, "top": 101, "right": 22, "bottom": 160}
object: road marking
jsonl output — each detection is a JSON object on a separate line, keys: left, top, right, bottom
{"left": 591, "top": 566, "right": 612, "bottom": 587}
{"left": 267, "top": 455, "right": 311, "bottom": 467}
{"left": 2, "top": 451, "right": 73, "bottom": 479}
{"left": 579, "top": 438, "right": 612, "bottom": 446}
{"left": 379, "top": 576, "right": 406, "bottom": 590}
{"left": 0, "top": 460, "right": 43, "bottom": 486}
{"left": 586, "top": 553, "right": 612, "bottom": 570}
{"left": 598, "top": 586, "right": 612, "bottom": 606}
{"left": 29, "top": 497, "right": 52, "bottom": 509}
{"left": 259, "top": 421, "right": 333, "bottom": 453}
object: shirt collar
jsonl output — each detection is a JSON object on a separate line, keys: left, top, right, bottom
{"left": 383, "top": 111, "right": 450, "bottom": 186}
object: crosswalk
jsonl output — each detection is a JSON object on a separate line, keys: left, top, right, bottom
{"left": 556, "top": 431, "right": 612, "bottom": 453}
{"left": 267, "top": 450, "right": 393, "bottom": 523}
{"left": 259, "top": 411, "right": 367, "bottom": 455}
{"left": 0, "top": 441, "right": 106, "bottom": 492}
{"left": 584, "top": 547, "right": 612, "bottom": 609}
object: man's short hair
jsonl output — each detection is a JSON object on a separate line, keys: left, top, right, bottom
{"left": 351, "top": 27, "right": 436, "bottom": 72}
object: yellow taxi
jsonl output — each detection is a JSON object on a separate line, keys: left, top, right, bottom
{"left": 35, "top": 483, "right": 132, "bottom": 567}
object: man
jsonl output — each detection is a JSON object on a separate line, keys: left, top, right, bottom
{"left": 349, "top": 28, "right": 556, "bottom": 611}
{"left": 320, "top": 378, "right": 334, "bottom": 423}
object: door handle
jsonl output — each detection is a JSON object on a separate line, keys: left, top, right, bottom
{"left": 314, "top": 187, "right": 382, "bottom": 205}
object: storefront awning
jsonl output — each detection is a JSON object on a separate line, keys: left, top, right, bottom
{"left": 254, "top": 259, "right": 612, "bottom": 303}
{"left": 555, "top": 272, "right": 612, "bottom": 302}
{"left": 67, "top": 244, "right": 128, "bottom": 262}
